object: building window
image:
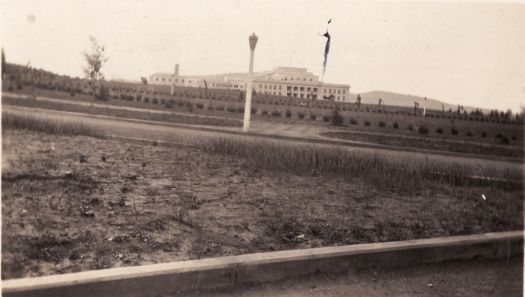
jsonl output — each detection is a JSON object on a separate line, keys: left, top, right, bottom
{"left": 287, "top": 86, "right": 292, "bottom": 90}
{"left": 279, "top": 86, "right": 282, "bottom": 90}
{"left": 293, "top": 86, "right": 298, "bottom": 91}
{"left": 300, "top": 94, "right": 304, "bottom": 98}
{"left": 300, "top": 87, "right": 304, "bottom": 91}
{"left": 162, "top": 78, "right": 165, "bottom": 81}
{"left": 307, "top": 87, "right": 311, "bottom": 92}
{"left": 313, "top": 88, "right": 318, "bottom": 92}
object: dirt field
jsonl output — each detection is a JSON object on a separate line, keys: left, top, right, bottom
{"left": 2, "top": 129, "right": 523, "bottom": 279}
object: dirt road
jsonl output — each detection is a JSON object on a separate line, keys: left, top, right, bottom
{"left": 171, "top": 257, "right": 523, "bottom": 297}
{"left": 3, "top": 105, "right": 521, "bottom": 173}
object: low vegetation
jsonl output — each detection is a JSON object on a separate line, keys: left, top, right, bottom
{"left": 2, "top": 113, "right": 102, "bottom": 137}
{"left": 198, "top": 137, "right": 522, "bottom": 191}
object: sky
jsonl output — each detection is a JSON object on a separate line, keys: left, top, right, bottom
{"left": 1, "top": 0, "right": 524, "bottom": 111}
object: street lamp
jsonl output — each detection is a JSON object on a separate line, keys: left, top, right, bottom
{"left": 243, "top": 33, "right": 258, "bottom": 132}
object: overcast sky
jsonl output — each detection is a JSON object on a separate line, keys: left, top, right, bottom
{"left": 2, "top": 1, "right": 524, "bottom": 111}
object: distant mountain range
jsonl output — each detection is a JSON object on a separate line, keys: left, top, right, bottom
{"left": 347, "top": 91, "right": 489, "bottom": 113}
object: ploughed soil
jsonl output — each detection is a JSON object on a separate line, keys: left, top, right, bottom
{"left": 2, "top": 129, "right": 523, "bottom": 280}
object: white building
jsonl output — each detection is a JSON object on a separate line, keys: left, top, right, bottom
{"left": 149, "top": 66, "right": 350, "bottom": 102}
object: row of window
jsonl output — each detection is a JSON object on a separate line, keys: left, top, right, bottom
{"left": 281, "top": 77, "right": 314, "bottom": 82}
{"left": 323, "top": 88, "right": 345, "bottom": 94}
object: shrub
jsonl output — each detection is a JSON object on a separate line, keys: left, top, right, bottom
{"left": 271, "top": 110, "right": 282, "bottom": 117}
{"left": 436, "top": 127, "right": 443, "bottom": 134}
{"left": 226, "top": 106, "right": 237, "bottom": 113}
{"left": 451, "top": 128, "right": 458, "bottom": 135}
{"left": 330, "top": 108, "right": 344, "bottom": 126}
{"left": 418, "top": 126, "right": 429, "bottom": 135}
{"left": 310, "top": 113, "right": 317, "bottom": 121}
{"left": 364, "top": 120, "right": 370, "bottom": 126}
{"left": 95, "top": 85, "right": 109, "bottom": 101}
{"left": 285, "top": 109, "right": 292, "bottom": 118}
{"left": 349, "top": 118, "right": 358, "bottom": 125}
{"left": 378, "top": 121, "right": 386, "bottom": 127}
{"left": 165, "top": 100, "right": 174, "bottom": 108}
{"left": 251, "top": 108, "right": 257, "bottom": 114}
{"left": 297, "top": 112, "right": 305, "bottom": 119}
{"left": 393, "top": 122, "right": 399, "bottom": 129}
{"left": 237, "top": 106, "right": 244, "bottom": 113}
{"left": 216, "top": 105, "right": 225, "bottom": 111}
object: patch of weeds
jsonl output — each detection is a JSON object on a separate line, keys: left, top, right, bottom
{"left": 25, "top": 235, "right": 73, "bottom": 262}
{"left": 266, "top": 214, "right": 304, "bottom": 243}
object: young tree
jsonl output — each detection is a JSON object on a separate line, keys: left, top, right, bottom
{"left": 83, "top": 36, "right": 108, "bottom": 100}
{"left": 356, "top": 94, "right": 361, "bottom": 110}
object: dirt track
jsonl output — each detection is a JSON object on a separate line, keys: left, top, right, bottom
{"left": 3, "top": 105, "right": 522, "bottom": 174}
{"left": 178, "top": 257, "right": 523, "bottom": 297}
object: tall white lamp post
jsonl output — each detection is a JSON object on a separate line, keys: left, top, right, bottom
{"left": 243, "top": 33, "right": 258, "bottom": 132}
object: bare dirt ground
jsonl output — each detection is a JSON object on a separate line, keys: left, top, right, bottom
{"left": 175, "top": 257, "right": 523, "bottom": 297}
{"left": 2, "top": 129, "right": 523, "bottom": 279}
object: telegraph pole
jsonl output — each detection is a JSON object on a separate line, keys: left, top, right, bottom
{"left": 243, "top": 33, "right": 258, "bottom": 132}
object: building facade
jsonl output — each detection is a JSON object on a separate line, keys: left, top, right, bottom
{"left": 149, "top": 66, "right": 350, "bottom": 102}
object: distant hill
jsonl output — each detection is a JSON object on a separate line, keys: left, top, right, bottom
{"left": 348, "top": 90, "right": 488, "bottom": 113}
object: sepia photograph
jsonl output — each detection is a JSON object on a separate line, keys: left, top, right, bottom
{"left": 1, "top": 1, "right": 524, "bottom": 296}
